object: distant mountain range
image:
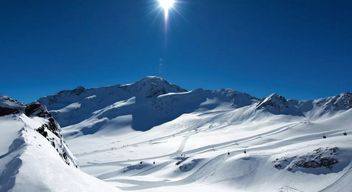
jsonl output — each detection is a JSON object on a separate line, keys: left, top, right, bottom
{"left": 38, "top": 76, "right": 352, "bottom": 134}
{"left": 1, "top": 76, "right": 351, "bottom": 192}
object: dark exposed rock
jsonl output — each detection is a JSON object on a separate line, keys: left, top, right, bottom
{"left": 321, "top": 158, "right": 338, "bottom": 167}
{"left": 317, "top": 92, "right": 352, "bottom": 111}
{"left": 295, "top": 157, "right": 338, "bottom": 169}
{"left": 256, "top": 94, "right": 303, "bottom": 116}
{"left": 57, "top": 86, "right": 86, "bottom": 96}
{"left": 47, "top": 117, "right": 60, "bottom": 136}
{"left": 0, "top": 95, "right": 78, "bottom": 168}
{"left": 179, "top": 159, "right": 203, "bottom": 172}
{"left": 36, "top": 125, "right": 48, "bottom": 138}
{"left": 0, "top": 96, "right": 24, "bottom": 116}
{"left": 273, "top": 147, "right": 346, "bottom": 174}
{"left": 122, "top": 163, "right": 151, "bottom": 173}
{"left": 35, "top": 119, "right": 78, "bottom": 167}
{"left": 25, "top": 103, "right": 60, "bottom": 136}
{"left": 0, "top": 107, "right": 20, "bottom": 116}
{"left": 257, "top": 94, "right": 289, "bottom": 109}
{"left": 25, "top": 101, "right": 77, "bottom": 167}
{"left": 25, "top": 102, "right": 51, "bottom": 118}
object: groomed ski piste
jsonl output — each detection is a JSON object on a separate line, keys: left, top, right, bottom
{"left": 1, "top": 77, "right": 352, "bottom": 192}
{"left": 65, "top": 106, "right": 352, "bottom": 192}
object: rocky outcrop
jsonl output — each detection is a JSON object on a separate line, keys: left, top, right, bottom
{"left": 273, "top": 147, "right": 348, "bottom": 174}
{"left": 0, "top": 96, "right": 24, "bottom": 116}
{"left": 316, "top": 92, "right": 352, "bottom": 111}
{"left": 179, "top": 159, "right": 203, "bottom": 172}
{"left": 257, "top": 92, "right": 352, "bottom": 117}
{"left": 25, "top": 102, "right": 52, "bottom": 118}
{"left": 0, "top": 107, "right": 20, "bottom": 116}
{"left": 1, "top": 96, "right": 77, "bottom": 168}
{"left": 24, "top": 102, "right": 77, "bottom": 167}
{"left": 256, "top": 94, "right": 302, "bottom": 116}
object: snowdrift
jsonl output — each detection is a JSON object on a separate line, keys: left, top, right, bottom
{"left": 0, "top": 98, "right": 119, "bottom": 192}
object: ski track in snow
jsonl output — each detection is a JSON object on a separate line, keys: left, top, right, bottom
{"left": 33, "top": 78, "right": 352, "bottom": 192}
{"left": 81, "top": 121, "right": 300, "bottom": 167}
{"left": 66, "top": 111, "right": 352, "bottom": 192}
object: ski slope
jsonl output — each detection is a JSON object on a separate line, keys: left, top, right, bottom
{"left": 38, "top": 77, "right": 352, "bottom": 192}
{"left": 62, "top": 107, "right": 352, "bottom": 192}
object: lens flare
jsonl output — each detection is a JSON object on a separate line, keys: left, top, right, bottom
{"left": 158, "top": 0, "right": 176, "bottom": 21}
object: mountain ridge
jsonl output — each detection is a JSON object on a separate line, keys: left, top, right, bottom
{"left": 0, "top": 96, "right": 120, "bottom": 191}
{"left": 1, "top": 77, "right": 352, "bottom": 192}
{"left": 39, "top": 77, "right": 351, "bottom": 111}
{"left": 38, "top": 77, "right": 352, "bottom": 133}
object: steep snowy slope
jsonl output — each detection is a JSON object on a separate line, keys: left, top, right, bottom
{"left": 0, "top": 98, "right": 119, "bottom": 192}
{"left": 39, "top": 77, "right": 187, "bottom": 128}
{"left": 39, "top": 76, "right": 258, "bottom": 133}
{"left": 39, "top": 77, "right": 352, "bottom": 137}
{"left": 37, "top": 77, "right": 352, "bottom": 192}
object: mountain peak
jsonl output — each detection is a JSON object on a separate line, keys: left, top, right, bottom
{"left": 258, "top": 93, "right": 288, "bottom": 107}
{"left": 133, "top": 76, "right": 173, "bottom": 87}
{"left": 0, "top": 96, "right": 25, "bottom": 116}
{"left": 129, "top": 76, "right": 187, "bottom": 98}
{"left": 139, "top": 76, "right": 165, "bottom": 82}
{"left": 340, "top": 92, "right": 352, "bottom": 98}
{"left": 267, "top": 93, "right": 286, "bottom": 100}
{"left": 57, "top": 86, "right": 86, "bottom": 96}
{"left": 0, "top": 96, "right": 24, "bottom": 108}
{"left": 319, "top": 92, "right": 352, "bottom": 111}
{"left": 256, "top": 93, "right": 303, "bottom": 115}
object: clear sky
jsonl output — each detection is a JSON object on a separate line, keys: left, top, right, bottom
{"left": 0, "top": 0, "right": 351, "bottom": 103}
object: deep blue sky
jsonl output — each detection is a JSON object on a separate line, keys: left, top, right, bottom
{"left": 0, "top": 0, "right": 351, "bottom": 103}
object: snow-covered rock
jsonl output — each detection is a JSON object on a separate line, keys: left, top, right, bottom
{"left": 0, "top": 96, "right": 120, "bottom": 192}
{"left": 127, "top": 76, "right": 187, "bottom": 98}
{"left": 256, "top": 92, "right": 352, "bottom": 118}
{"left": 0, "top": 96, "right": 24, "bottom": 116}
{"left": 256, "top": 93, "right": 303, "bottom": 115}
{"left": 273, "top": 147, "right": 350, "bottom": 174}
{"left": 316, "top": 92, "right": 352, "bottom": 112}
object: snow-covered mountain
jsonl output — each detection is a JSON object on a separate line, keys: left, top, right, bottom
{"left": 38, "top": 76, "right": 259, "bottom": 133}
{"left": 34, "top": 76, "right": 352, "bottom": 192}
{"left": 1, "top": 77, "right": 352, "bottom": 192}
{"left": 256, "top": 92, "right": 352, "bottom": 118}
{"left": 39, "top": 77, "right": 352, "bottom": 135}
{"left": 0, "top": 97, "right": 119, "bottom": 192}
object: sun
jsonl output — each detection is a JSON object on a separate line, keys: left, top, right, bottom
{"left": 158, "top": 0, "right": 175, "bottom": 11}
{"left": 158, "top": 0, "right": 176, "bottom": 21}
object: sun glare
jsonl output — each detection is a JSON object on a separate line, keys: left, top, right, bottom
{"left": 158, "top": 0, "right": 176, "bottom": 21}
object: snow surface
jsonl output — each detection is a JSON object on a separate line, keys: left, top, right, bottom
{"left": 36, "top": 77, "right": 352, "bottom": 192}
{"left": 0, "top": 114, "right": 120, "bottom": 192}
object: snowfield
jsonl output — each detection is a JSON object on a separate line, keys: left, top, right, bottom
{"left": 1, "top": 77, "right": 351, "bottom": 192}
{"left": 0, "top": 106, "right": 119, "bottom": 191}
{"left": 62, "top": 109, "right": 352, "bottom": 192}
{"left": 40, "top": 77, "right": 352, "bottom": 192}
